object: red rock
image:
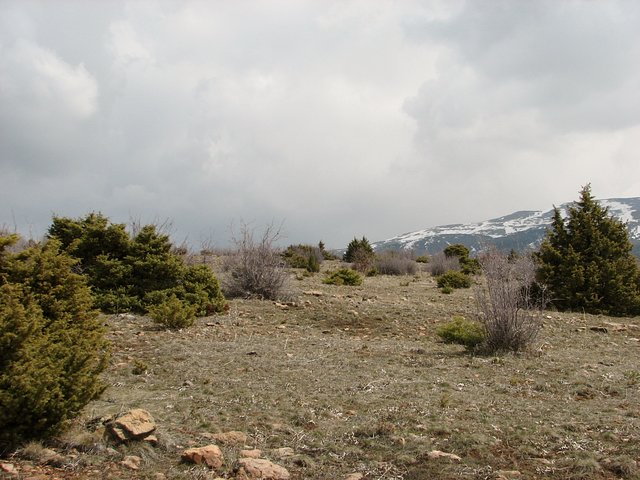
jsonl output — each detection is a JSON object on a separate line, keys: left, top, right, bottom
{"left": 182, "top": 444, "right": 224, "bottom": 469}
{"left": 236, "top": 458, "right": 290, "bottom": 480}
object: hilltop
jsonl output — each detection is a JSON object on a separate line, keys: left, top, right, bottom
{"left": 373, "top": 197, "right": 640, "bottom": 256}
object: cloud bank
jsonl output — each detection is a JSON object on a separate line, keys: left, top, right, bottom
{"left": 1, "top": 1, "right": 639, "bottom": 248}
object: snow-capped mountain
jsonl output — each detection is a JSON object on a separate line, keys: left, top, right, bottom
{"left": 373, "top": 197, "right": 640, "bottom": 256}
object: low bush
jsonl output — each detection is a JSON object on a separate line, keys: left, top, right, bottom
{"left": 148, "top": 295, "right": 196, "bottom": 329}
{"left": 415, "top": 255, "right": 429, "bottom": 264}
{"left": 282, "top": 244, "right": 323, "bottom": 272}
{"left": 436, "top": 317, "right": 486, "bottom": 350}
{"left": 47, "top": 214, "right": 226, "bottom": 317}
{"left": 429, "top": 252, "right": 460, "bottom": 276}
{"left": 444, "top": 243, "right": 481, "bottom": 275}
{"left": 0, "top": 235, "right": 109, "bottom": 450}
{"left": 475, "top": 249, "right": 543, "bottom": 354}
{"left": 323, "top": 268, "right": 363, "bottom": 286}
{"left": 375, "top": 250, "right": 418, "bottom": 276}
{"left": 437, "top": 271, "right": 472, "bottom": 289}
{"left": 223, "top": 222, "right": 290, "bottom": 300}
{"left": 344, "top": 237, "right": 376, "bottom": 273}
{"left": 318, "top": 241, "right": 338, "bottom": 260}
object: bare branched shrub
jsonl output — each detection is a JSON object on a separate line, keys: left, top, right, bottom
{"left": 375, "top": 250, "right": 418, "bottom": 275}
{"left": 222, "top": 222, "right": 290, "bottom": 300}
{"left": 429, "top": 251, "right": 460, "bottom": 276}
{"left": 475, "top": 249, "right": 545, "bottom": 354}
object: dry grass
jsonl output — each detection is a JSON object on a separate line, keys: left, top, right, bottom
{"left": 4, "top": 260, "right": 640, "bottom": 479}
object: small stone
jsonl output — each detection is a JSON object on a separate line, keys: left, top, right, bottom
{"left": 38, "top": 448, "right": 66, "bottom": 466}
{"left": 0, "top": 463, "right": 17, "bottom": 475}
{"left": 182, "top": 444, "right": 224, "bottom": 469}
{"left": 495, "top": 471, "right": 522, "bottom": 479}
{"left": 236, "top": 458, "right": 290, "bottom": 480}
{"left": 121, "top": 455, "right": 142, "bottom": 470}
{"left": 144, "top": 434, "right": 159, "bottom": 446}
{"left": 272, "top": 447, "right": 295, "bottom": 458}
{"left": 303, "top": 290, "right": 323, "bottom": 296}
{"left": 239, "top": 449, "right": 262, "bottom": 458}
{"left": 590, "top": 326, "right": 608, "bottom": 333}
{"left": 427, "top": 450, "right": 462, "bottom": 461}
{"left": 211, "top": 431, "right": 248, "bottom": 445}
{"left": 345, "top": 474, "right": 364, "bottom": 480}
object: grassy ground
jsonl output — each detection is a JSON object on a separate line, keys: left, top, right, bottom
{"left": 3, "top": 260, "right": 640, "bottom": 479}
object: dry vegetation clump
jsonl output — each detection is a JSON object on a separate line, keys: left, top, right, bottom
{"left": 475, "top": 249, "right": 543, "bottom": 353}
{"left": 222, "top": 222, "right": 290, "bottom": 300}
{"left": 374, "top": 250, "right": 418, "bottom": 275}
{"left": 429, "top": 251, "right": 460, "bottom": 276}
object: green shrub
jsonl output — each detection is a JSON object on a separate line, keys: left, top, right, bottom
{"left": 0, "top": 236, "right": 109, "bottom": 450}
{"left": 444, "top": 244, "right": 470, "bottom": 259}
{"left": 148, "top": 294, "right": 196, "bottom": 329}
{"left": 436, "top": 317, "right": 486, "bottom": 349}
{"left": 344, "top": 237, "right": 375, "bottom": 272}
{"left": 48, "top": 214, "right": 226, "bottom": 316}
{"left": 318, "top": 241, "right": 337, "bottom": 260}
{"left": 436, "top": 271, "right": 472, "bottom": 289}
{"left": 415, "top": 255, "right": 429, "bottom": 264}
{"left": 282, "top": 244, "right": 323, "bottom": 272}
{"left": 323, "top": 268, "right": 363, "bottom": 286}
{"left": 443, "top": 244, "right": 480, "bottom": 275}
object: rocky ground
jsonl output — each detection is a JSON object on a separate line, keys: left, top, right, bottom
{"left": 2, "top": 261, "right": 640, "bottom": 479}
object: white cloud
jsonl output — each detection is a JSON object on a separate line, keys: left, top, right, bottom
{"left": 1, "top": 1, "right": 639, "bottom": 248}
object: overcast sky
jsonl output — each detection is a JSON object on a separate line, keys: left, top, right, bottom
{"left": 1, "top": 1, "right": 639, "bottom": 249}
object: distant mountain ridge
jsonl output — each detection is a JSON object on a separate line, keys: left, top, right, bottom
{"left": 373, "top": 197, "right": 640, "bottom": 256}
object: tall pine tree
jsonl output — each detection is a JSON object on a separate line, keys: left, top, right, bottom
{"left": 536, "top": 185, "right": 640, "bottom": 316}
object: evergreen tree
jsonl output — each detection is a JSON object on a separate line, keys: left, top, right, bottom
{"left": 48, "top": 214, "right": 226, "bottom": 316}
{"left": 0, "top": 236, "right": 109, "bottom": 449}
{"left": 536, "top": 185, "right": 640, "bottom": 316}
{"left": 343, "top": 237, "right": 374, "bottom": 262}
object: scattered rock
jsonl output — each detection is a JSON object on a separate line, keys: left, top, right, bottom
{"left": 427, "top": 450, "right": 462, "bottom": 461}
{"left": 144, "top": 434, "right": 160, "bottom": 447}
{"left": 211, "top": 430, "right": 249, "bottom": 445}
{"left": 37, "top": 448, "right": 66, "bottom": 466}
{"left": 590, "top": 326, "right": 608, "bottom": 333}
{"left": 495, "top": 470, "right": 522, "bottom": 479}
{"left": 240, "top": 449, "right": 262, "bottom": 458}
{"left": 182, "top": 444, "right": 224, "bottom": 469}
{"left": 236, "top": 458, "right": 290, "bottom": 480}
{"left": 271, "top": 447, "right": 295, "bottom": 458}
{"left": 107, "top": 409, "right": 156, "bottom": 442}
{"left": 121, "top": 455, "right": 142, "bottom": 470}
{"left": 0, "top": 463, "right": 17, "bottom": 475}
{"left": 345, "top": 474, "right": 364, "bottom": 480}
{"left": 303, "top": 290, "right": 323, "bottom": 296}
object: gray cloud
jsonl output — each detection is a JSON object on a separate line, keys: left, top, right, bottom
{"left": 1, "top": 1, "right": 639, "bottom": 248}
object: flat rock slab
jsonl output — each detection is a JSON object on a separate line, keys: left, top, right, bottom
{"left": 236, "top": 458, "right": 290, "bottom": 480}
{"left": 108, "top": 409, "right": 156, "bottom": 442}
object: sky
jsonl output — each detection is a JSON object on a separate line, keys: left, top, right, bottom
{"left": 1, "top": 0, "right": 640, "bottom": 249}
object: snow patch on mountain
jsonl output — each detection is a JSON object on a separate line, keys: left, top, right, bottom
{"left": 373, "top": 197, "right": 640, "bottom": 255}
